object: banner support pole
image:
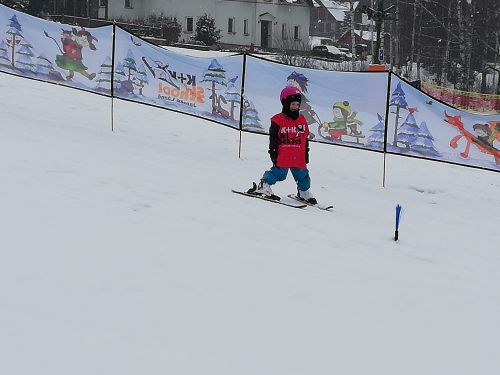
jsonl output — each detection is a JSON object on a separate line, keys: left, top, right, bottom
{"left": 111, "top": 21, "right": 116, "bottom": 132}
{"left": 237, "top": 53, "right": 248, "bottom": 159}
{"left": 382, "top": 72, "right": 392, "bottom": 188}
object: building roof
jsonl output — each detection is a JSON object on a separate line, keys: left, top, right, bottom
{"left": 312, "top": 0, "right": 359, "bottom": 22}
{"left": 339, "top": 29, "right": 377, "bottom": 42}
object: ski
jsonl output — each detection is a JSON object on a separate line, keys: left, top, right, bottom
{"left": 232, "top": 188, "right": 307, "bottom": 209}
{"left": 287, "top": 194, "right": 333, "bottom": 211}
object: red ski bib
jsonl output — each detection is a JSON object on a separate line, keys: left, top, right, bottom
{"left": 270, "top": 113, "right": 309, "bottom": 169}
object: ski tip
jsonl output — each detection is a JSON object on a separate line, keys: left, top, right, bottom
{"left": 287, "top": 194, "right": 333, "bottom": 211}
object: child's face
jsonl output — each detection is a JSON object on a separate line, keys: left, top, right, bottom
{"left": 290, "top": 101, "right": 301, "bottom": 111}
{"left": 333, "top": 107, "right": 342, "bottom": 118}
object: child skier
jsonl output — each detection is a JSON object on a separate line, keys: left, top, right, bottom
{"left": 252, "top": 86, "right": 317, "bottom": 204}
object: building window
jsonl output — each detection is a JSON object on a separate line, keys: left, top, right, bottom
{"left": 243, "top": 19, "right": 249, "bottom": 35}
{"left": 99, "top": 0, "right": 107, "bottom": 6}
{"left": 282, "top": 23, "right": 287, "bottom": 40}
{"left": 317, "top": 23, "right": 324, "bottom": 33}
{"left": 228, "top": 17, "right": 235, "bottom": 33}
{"left": 124, "top": 0, "right": 132, "bottom": 9}
{"left": 185, "top": 17, "right": 194, "bottom": 33}
{"left": 294, "top": 25, "right": 300, "bottom": 40}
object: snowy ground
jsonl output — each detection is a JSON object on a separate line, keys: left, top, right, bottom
{"left": 1, "top": 72, "right": 499, "bottom": 375}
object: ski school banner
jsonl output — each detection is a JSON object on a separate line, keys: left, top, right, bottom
{"left": 113, "top": 27, "right": 243, "bottom": 129}
{"left": 388, "top": 76, "right": 500, "bottom": 171}
{"left": 242, "top": 55, "right": 389, "bottom": 151}
{"left": 0, "top": 4, "right": 113, "bottom": 95}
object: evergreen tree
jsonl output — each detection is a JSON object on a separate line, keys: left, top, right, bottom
{"left": 411, "top": 121, "right": 440, "bottom": 156}
{"left": 396, "top": 111, "right": 419, "bottom": 150}
{"left": 339, "top": 3, "right": 353, "bottom": 37}
{"left": 113, "top": 62, "right": 127, "bottom": 91}
{"left": 95, "top": 57, "right": 112, "bottom": 93}
{"left": 6, "top": 14, "right": 24, "bottom": 69}
{"left": 0, "top": 40, "right": 10, "bottom": 67}
{"left": 116, "top": 50, "right": 138, "bottom": 94}
{"left": 389, "top": 82, "right": 408, "bottom": 147}
{"left": 201, "top": 59, "right": 227, "bottom": 114}
{"left": 122, "top": 49, "right": 137, "bottom": 80}
{"left": 8, "top": 14, "right": 21, "bottom": 30}
{"left": 16, "top": 41, "right": 35, "bottom": 72}
{"left": 242, "top": 98, "right": 262, "bottom": 130}
{"left": 366, "top": 113, "right": 385, "bottom": 150}
{"left": 193, "top": 13, "right": 221, "bottom": 46}
{"left": 160, "top": 18, "right": 182, "bottom": 44}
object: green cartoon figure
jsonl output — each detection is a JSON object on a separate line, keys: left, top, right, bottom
{"left": 321, "top": 101, "right": 363, "bottom": 141}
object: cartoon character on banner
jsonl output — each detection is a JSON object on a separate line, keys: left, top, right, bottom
{"left": 444, "top": 111, "right": 500, "bottom": 165}
{"left": 286, "top": 71, "right": 319, "bottom": 139}
{"left": 320, "top": 100, "right": 364, "bottom": 143}
{"left": 44, "top": 27, "right": 97, "bottom": 81}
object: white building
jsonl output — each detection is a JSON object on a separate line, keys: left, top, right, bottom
{"left": 107, "top": 0, "right": 314, "bottom": 49}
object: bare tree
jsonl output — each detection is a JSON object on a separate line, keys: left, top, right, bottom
{"left": 394, "top": 0, "right": 499, "bottom": 94}
{"left": 349, "top": 0, "right": 356, "bottom": 69}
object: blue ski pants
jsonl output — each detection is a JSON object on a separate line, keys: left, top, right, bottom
{"left": 263, "top": 166, "right": 311, "bottom": 191}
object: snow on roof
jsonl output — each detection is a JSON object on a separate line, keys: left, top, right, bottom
{"left": 324, "top": 45, "right": 345, "bottom": 55}
{"left": 354, "top": 30, "right": 377, "bottom": 42}
{"left": 313, "top": 0, "right": 359, "bottom": 22}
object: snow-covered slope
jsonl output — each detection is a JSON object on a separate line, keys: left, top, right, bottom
{"left": 1, "top": 73, "right": 499, "bottom": 375}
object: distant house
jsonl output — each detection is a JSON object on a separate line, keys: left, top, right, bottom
{"left": 337, "top": 29, "right": 376, "bottom": 47}
{"left": 310, "top": 0, "right": 372, "bottom": 42}
{"left": 101, "top": 0, "right": 314, "bottom": 49}
{"left": 309, "top": 0, "right": 348, "bottom": 41}
{"left": 337, "top": 28, "right": 390, "bottom": 59}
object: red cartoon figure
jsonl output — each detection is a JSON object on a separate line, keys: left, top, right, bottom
{"left": 444, "top": 111, "right": 500, "bottom": 165}
{"left": 45, "top": 27, "right": 97, "bottom": 81}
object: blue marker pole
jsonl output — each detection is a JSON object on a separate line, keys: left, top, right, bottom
{"left": 395, "top": 204, "right": 402, "bottom": 241}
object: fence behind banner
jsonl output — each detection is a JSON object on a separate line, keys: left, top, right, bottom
{"left": 0, "top": 4, "right": 499, "bottom": 174}
{"left": 421, "top": 82, "right": 500, "bottom": 114}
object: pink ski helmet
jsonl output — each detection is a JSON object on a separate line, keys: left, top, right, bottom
{"left": 280, "top": 86, "right": 302, "bottom": 104}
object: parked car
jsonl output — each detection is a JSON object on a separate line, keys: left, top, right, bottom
{"left": 311, "top": 45, "right": 346, "bottom": 61}
{"left": 338, "top": 47, "right": 354, "bottom": 59}
{"left": 309, "top": 36, "right": 335, "bottom": 48}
